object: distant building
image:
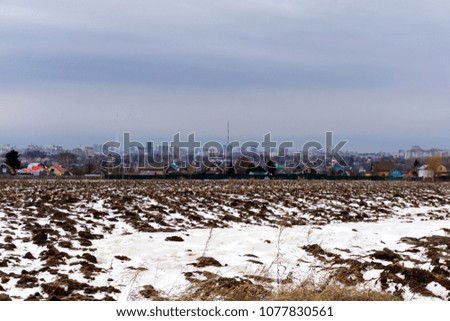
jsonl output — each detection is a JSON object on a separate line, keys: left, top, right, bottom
{"left": 405, "top": 146, "right": 446, "bottom": 160}
{"left": 138, "top": 167, "right": 165, "bottom": 176}
{"left": 85, "top": 147, "right": 95, "bottom": 158}
{"left": 276, "top": 164, "right": 288, "bottom": 175}
{"left": 234, "top": 157, "right": 256, "bottom": 175}
{"left": 406, "top": 146, "right": 423, "bottom": 159}
{"left": 72, "top": 148, "right": 85, "bottom": 157}
{"left": 0, "top": 145, "right": 15, "bottom": 155}
{"left": 332, "top": 165, "right": 350, "bottom": 177}
{"left": 202, "top": 162, "right": 225, "bottom": 175}
{"left": 147, "top": 142, "right": 153, "bottom": 156}
{"left": 26, "top": 144, "right": 63, "bottom": 155}
{"left": 249, "top": 166, "right": 269, "bottom": 176}
{"left": 302, "top": 167, "right": 318, "bottom": 175}
{"left": 389, "top": 169, "right": 403, "bottom": 178}
{"left": 435, "top": 164, "right": 449, "bottom": 177}
{"left": 291, "top": 165, "right": 305, "bottom": 175}
{"left": 17, "top": 163, "right": 46, "bottom": 176}
{"left": 93, "top": 144, "right": 102, "bottom": 153}
{"left": 47, "top": 164, "right": 72, "bottom": 176}
{"left": 418, "top": 165, "right": 449, "bottom": 179}
{"left": 369, "top": 161, "right": 395, "bottom": 177}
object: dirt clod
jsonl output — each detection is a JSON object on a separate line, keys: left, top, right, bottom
{"left": 193, "top": 257, "right": 222, "bottom": 268}
{"left": 24, "top": 252, "right": 36, "bottom": 260}
{"left": 371, "top": 248, "right": 402, "bottom": 262}
{"left": 139, "top": 285, "right": 161, "bottom": 299}
{"left": 82, "top": 253, "right": 98, "bottom": 264}
{"left": 0, "top": 293, "right": 12, "bottom": 301}
{"left": 165, "top": 236, "right": 184, "bottom": 242}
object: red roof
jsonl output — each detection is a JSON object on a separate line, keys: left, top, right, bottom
{"left": 51, "top": 164, "right": 66, "bottom": 173}
{"left": 23, "top": 166, "right": 45, "bottom": 173}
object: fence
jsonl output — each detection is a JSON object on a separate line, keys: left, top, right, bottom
{"left": 103, "top": 173, "right": 404, "bottom": 181}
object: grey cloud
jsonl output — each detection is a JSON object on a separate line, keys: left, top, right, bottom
{"left": 0, "top": 50, "right": 390, "bottom": 90}
{"left": 0, "top": 0, "right": 449, "bottom": 150}
{"left": 1, "top": 0, "right": 449, "bottom": 91}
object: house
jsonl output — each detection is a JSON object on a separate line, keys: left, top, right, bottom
{"left": 47, "top": 164, "right": 72, "bottom": 176}
{"left": 418, "top": 165, "right": 431, "bottom": 179}
{"left": 202, "top": 162, "right": 225, "bottom": 175}
{"left": 137, "top": 161, "right": 172, "bottom": 176}
{"left": 275, "top": 164, "right": 288, "bottom": 175}
{"left": 165, "top": 162, "right": 180, "bottom": 175}
{"left": 369, "top": 161, "right": 395, "bottom": 177}
{"left": 164, "top": 162, "right": 190, "bottom": 175}
{"left": 249, "top": 166, "right": 269, "bottom": 176}
{"left": 418, "top": 164, "right": 449, "bottom": 179}
{"left": 222, "top": 160, "right": 235, "bottom": 175}
{"left": 435, "top": 164, "right": 449, "bottom": 177}
{"left": 234, "top": 157, "right": 256, "bottom": 175}
{"left": 138, "top": 168, "right": 165, "bottom": 176}
{"left": 291, "top": 165, "right": 305, "bottom": 175}
{"left": 17, "top": 163, "right": 46, "bottom": 176}
{"left": 302, "top": 167, "right": 318, "bottom": 175}
{"left": 0, "top": 163, "right": 15, "bottom": 176}
{"left": 403, "top": 172, "right": 416, "bottom": 180}
{"left": 331, "top": 165, "right": 350, "bottom": 177}
{"left": 389, "top": 169, "right": 403, "bottom": 178}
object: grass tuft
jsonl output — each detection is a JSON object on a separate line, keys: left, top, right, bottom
{"left": 176, "top": 277, "right": 400, "bottom": 301}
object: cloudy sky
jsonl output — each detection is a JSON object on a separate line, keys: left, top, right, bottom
{"left": 1, "top": 0, "right": 449, "bottom": 152}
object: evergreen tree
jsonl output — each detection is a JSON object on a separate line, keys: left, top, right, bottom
{"left": 5, "top": 150, "right": 21, "bottom": 170}
{"left": 265, "top": 159, "right": 277, "bottom": 175}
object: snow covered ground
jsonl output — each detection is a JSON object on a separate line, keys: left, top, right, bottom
{"left": 0, "top": 180, "right": 449, "bottom": 301}
{"left": 91, "top": 211, "right": 450, "bottom": 301}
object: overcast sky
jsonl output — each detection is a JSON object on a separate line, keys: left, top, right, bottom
{"left": 1, "top": 0, "right": 449, "bottom": 152}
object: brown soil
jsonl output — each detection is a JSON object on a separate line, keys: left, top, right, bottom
{"left": 114, "top": 255, "right": 131, "bottom": 261}
{"left": 380, "top": 263, "right": 450, "bottom": 298}
{"left": 302, "top": 244, "right": 340, "bottom": 261}
{"left": 32, "top": 231, "right": 48, "bottom": 246}
{"left": 165, "top": 236, "right": 184, "bottom": 242}
{"left": 371, "top": 248, "right": 402, "bottom": 262}
{"left": 0, "top": 293, "right": 12, "bottom": 301}
{"left": 16, "top": 275, "right": 39, "bottom": 289}
{"left": 183, "top": 276, "right": 270, "bottom": 301}
{"left": 139, "top": 285, "right": 163, "bottom": 300}
{"left": 23, "top": 252, "right": 36, "bottom": 260}
{"left": 39, "top": 246, "right": 71, "bottom": 267}
{"left": 81, "top": 253, "right": 98, "bottom": 264}
{"left": 41, "top": 275, "right": 120, "bottom": 301}
{"left": 192, "top": 257, "right": 222, "bottom": 268}
{"left": 0, "top": 179, "right": 449, "bottom": 301}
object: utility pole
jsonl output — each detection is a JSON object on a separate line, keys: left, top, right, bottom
{"left": 226, "top": 121, "right": 231, "bottom": 160}
{"left": 227, "top": 121, "right": 230, "bottom": 148}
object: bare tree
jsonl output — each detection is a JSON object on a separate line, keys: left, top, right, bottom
{"left": 58, "top": 152, "right": 77, "bottom": 169}
{"left": 427, "top": 156, "right": 442, "bottom": 180}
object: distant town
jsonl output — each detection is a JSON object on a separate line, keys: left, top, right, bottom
{"left": 0, "top": 143, "right": 449, "bottom": 180}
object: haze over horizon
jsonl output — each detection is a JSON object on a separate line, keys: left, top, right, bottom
{"left": 1, "top": 1, "right": 449, "bottom": 152}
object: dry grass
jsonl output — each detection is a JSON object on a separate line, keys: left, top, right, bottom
{"left": 272, "top": 283, "right": 401, "bottom": 301}
{"left": 178, "top": 277, "right": 270, "bottom": 301}
{"left": 176, "top": 277, "right": 400, "bottom": 301}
